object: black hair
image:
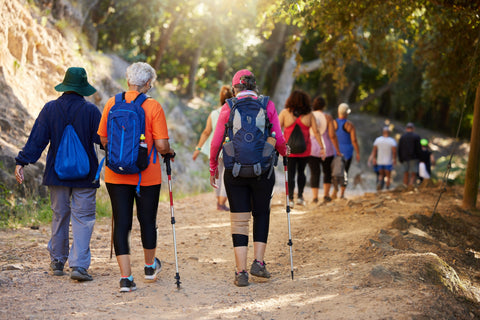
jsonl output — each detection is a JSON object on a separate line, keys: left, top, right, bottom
{"left": 312, "top": 96, "right": 326, "bottom": 111}
{"left": 233, "top": 75, "right": 258, "bottom": 94}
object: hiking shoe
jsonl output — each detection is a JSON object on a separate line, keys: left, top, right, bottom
{"left": 312, "top": 198, "right": 319, "bottom": 204}
{"left": 296, "top": 198, "right": 305, "bottom": 206}
{"left": 144, "top": 257, "right": 162, "bottom": 280}
{"left": 119, "top": 277, "right": 137, "bottom": 292}
{"left": 50, "top": 260, "right": 64, "bottom": 276}
{"left": 234, "top": 270, "right": 249, "bottom": 287}
{"left": 217, "top": 203, "right": 230, "bottom": 211}
{"left": 70, "top": 267, "right": 93, "bottom": 281}
{"left": 289, "top": 198, "right": 294, "bottom": 209}
{"left": 323, "top": 196, "right": 332, "bottom": 203}
{"left": 250, "top": 259, "right": 271, "bottom": 278}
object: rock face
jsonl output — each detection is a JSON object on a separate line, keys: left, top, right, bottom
{"left": 0, "top": 1, "right": 202, "bottom": 203}
{"left": 0, "top": 0, "right": 122, "bottom": 198}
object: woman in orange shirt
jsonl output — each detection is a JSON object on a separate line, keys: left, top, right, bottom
{"left": 97, "top": 62, "right": 174, "bottom": 292}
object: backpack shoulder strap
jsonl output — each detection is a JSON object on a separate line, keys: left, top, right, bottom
{"left": 115, "top": 92, "right": 125, "bottom": 103}
{"left": 258, "top": 95, "right": 269, "bottom": 110}
{"left": 226, "top": 97, "right": 237, "bottom": 109}
{"left": 133, "top": 93, "right": 148, "bottom": 106}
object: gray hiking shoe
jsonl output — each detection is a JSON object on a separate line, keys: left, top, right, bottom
{"left": 119, "top": 277, "right": 137, "bottom": 293}
{"left": 50, "top": 260, "right": 64, "bottom": 276}
{"left": 234, "top": 270, "right": 249, "bottom": 287}
{"left": 70, "top": 267, "right": 93, "bottom": 281}
{"left": 144, "top": 257, "right": 162, "bottom": 280}
{"left": 250, "top": 259, "right": 271, "bottom": 278}
{"left": 296, "top": 198, "right": 305, "bottom": 206}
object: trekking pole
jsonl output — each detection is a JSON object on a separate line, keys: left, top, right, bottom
{"left": 283, "top": 156, "right": 294, "bottom": 280}
{"left": 163, "top": 153, "right": 181, "bottom": 289}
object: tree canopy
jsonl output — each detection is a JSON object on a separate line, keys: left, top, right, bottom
{"left": 80, "top": 0, "right": 480, "bottom": 137}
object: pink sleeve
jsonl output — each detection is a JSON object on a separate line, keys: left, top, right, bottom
{"left": 267, "top": 100, "right": 287, "bottom": 156}
{"left": 209, "top": 103, "right": 230, "bottom": 176}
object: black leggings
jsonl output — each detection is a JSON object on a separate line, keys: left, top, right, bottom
{"left": 287, "top": 156, "right": 308, "bottom": 200}
{"left": 308, "top": 156, "right": 334, "bottom": 187}
{"left": 106, "top": 183, "right": 161, "bottom": 255}
{"left": 224, "top": 170, "right": 275, "bottom": 247}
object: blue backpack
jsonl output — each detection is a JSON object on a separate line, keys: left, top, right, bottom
{"left": 54, "top": 104, "right": 90, "bottom": 180}
{"left": 95, "top": 92, "right": 156, "bottom": 194}
{"left": 221, "top": 96, "right": 277, "bottom": 178}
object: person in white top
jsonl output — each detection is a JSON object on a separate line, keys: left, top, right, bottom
{"left": 192, "top": 85, "right": 232, "bottom": 211}
{"left": 372, "top": 126, "right": 397, "bottom": 190}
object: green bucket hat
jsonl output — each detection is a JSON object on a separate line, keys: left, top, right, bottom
{"left": 54, "top": 67, "right": 96, "bottom": 96}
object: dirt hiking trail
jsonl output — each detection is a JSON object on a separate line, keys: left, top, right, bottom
{"left": 1, "top": 183, "right": 480, "bottom": 320}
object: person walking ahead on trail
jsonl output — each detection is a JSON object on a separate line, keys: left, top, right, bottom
{"left": 279, "top": 90, "right": 325, "bottom": 207}
{"left": 372, "top": 126, "right": 397, "bottom": 190}
{"left": 398, "top": 122, "right": 422, "bottom": 187}
{"left": 193, "top": 85, "right": 233, "bottom": 211}
{"left": 333, "top": 103, "right": 360, "bottom": 199}
{"left": 308, "top": 96, "right": 341, "bottom": 204}
{"left": 209, "top": 69, "right": 288, "bottom": 287}
{"left": 97, "top": 62, "right": 175, "bottom": 293}
{"left": 15, "top": 67, "right": 101, "bottom": 282}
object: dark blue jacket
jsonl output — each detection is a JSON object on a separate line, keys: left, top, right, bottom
{"left": 15, "top": 93, "right": 102, "bottom": 188}
{"left": 398, "top": 131, "right": 422, "bottom": 163}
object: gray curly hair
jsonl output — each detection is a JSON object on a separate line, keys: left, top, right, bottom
{"left": 126, "top": 62, "right": 157, "bottom": 87}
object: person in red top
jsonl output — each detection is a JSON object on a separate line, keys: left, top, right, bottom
{"left": 209, "top": 69, "right": 288, "bottom": 287}
{"left": 97, "top": 62, "right": 174, "bottom": 293}
{"left": 279, "top": 90, "right": 325, "bottom": 207}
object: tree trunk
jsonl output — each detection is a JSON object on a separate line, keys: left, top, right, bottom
{"left": 153, "top": 12, "right": 182, "bottom": 71}
{"left": 258, "top": 24, "right": 287, "bottom": 90}
{"left": 272, "top": 40, "right": 302, "bottom": 112}
{"left": 185, "top": 39, "right": 205, "bottom": 100}
{"left": 462, "top": 82, "right": 480, "bottom": 210}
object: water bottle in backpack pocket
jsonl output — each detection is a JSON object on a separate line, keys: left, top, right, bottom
{"left": 136, "top": 134, "right": 149, "bottom": 171}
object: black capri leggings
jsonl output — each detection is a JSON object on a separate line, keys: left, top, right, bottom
{"left": 224, "top": 170, "right": 275, "bottom": 247}
{"left": 106, "top": 183, "right": 161, "bottom": 255}
{"left": 308, "top": 155, "right": 334, "bottom": 187}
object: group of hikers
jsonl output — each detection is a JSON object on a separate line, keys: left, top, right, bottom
{"left": 13, "top": 63, "right": 434, "bottom": 291}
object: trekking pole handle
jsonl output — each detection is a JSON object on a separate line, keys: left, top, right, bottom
{"left": 283, "top": 155, "right": 288, "bottom": 166}
{"left": 162, "top": 152, "right": 176, "bottom": 175}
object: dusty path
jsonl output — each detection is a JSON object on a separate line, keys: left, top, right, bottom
{"left": 1, "top": 182, "right": 480, "bottom": 319}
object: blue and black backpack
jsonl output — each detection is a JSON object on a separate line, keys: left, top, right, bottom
{"left": 221, "top": 96, "right": 277, "bottom": 178}
{"left": 95, "top": 92, "right": 156, "bottom": 194}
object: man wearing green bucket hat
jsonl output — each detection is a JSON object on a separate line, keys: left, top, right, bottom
{"left": 15, "top": 67, "right": 102, "bottom": 281}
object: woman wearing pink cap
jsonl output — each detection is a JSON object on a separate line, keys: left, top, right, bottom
{"left": 209, "top": 69, "right": 288, "bottom": 287}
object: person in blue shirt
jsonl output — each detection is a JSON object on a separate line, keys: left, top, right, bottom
{"left": 333, "top": 103, "right": 360, "bottom": 199}
{"left": 14, "top": 67, "right": 102, "bottom": 281}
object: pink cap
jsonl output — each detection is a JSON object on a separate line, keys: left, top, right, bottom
{"left": 232, "top": 69, "right": 253, "bottom": 86}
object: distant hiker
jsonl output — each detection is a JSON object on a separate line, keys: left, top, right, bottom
{"left": 14, "top": 67, "right": 101, "bottom": 281}
{"left": 279, "top": 90, "right": 325, "bottom": 207}
{"left": 193, "top": 85, "right": 233, "bottom": 211}
{"left": 307, "top": 96, "right": 341, "bottom": 204}
{"left": 418, "top": 138, "right": 435, "bottom": 183}
{"left": 372, "top": 126, "right": 397, "bottom": 190}
{"left": 209, "top": 69, "right": 288, "bottom": 287}
{"left": 333, "top": 103, "right": 360, "bottom": 199}
{"left": 398, "top": 122, "right": 422, "bottom": 187}
{"left": 97, "top": 62, "right": 174, "bottom": 293}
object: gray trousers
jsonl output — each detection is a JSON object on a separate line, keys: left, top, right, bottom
{"left": 47, "top": 186, "right": 96, "bottom": 269}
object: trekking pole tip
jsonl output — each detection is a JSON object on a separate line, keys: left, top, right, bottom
{"left": 175, "top": 273, "right": 181, "bottom": 289}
